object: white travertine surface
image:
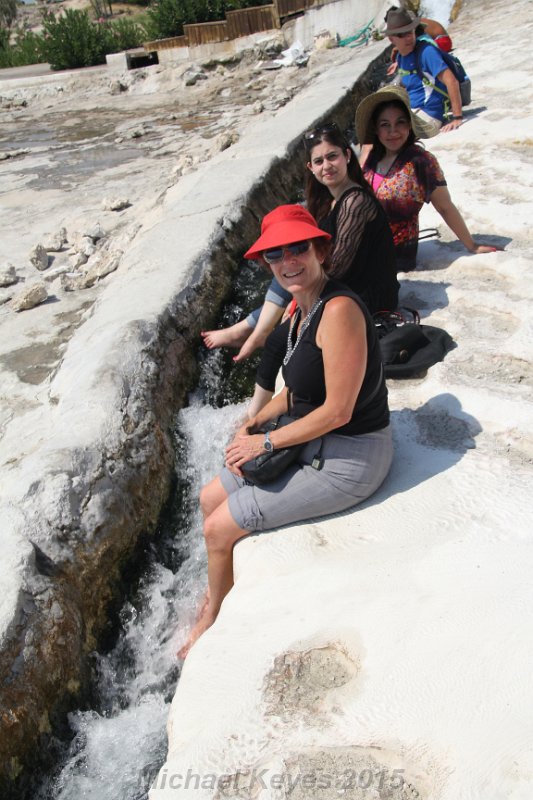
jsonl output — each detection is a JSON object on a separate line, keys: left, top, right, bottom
{"left": 151, "top": 0, "right": 533, "bottom": 797}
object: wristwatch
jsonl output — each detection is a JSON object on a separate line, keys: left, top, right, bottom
{"left": 263, "top": 432, "right": 274, "bottom": 453}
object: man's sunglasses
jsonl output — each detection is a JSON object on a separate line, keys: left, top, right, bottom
{"left": 390, "top": 31, "right": 414, "bottom": 38}
{"left": 263, "top": 240, "right": 311, "bottom": 264}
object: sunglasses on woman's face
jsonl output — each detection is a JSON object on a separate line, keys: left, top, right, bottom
{"left": 263, "top": 240, "right": 311, "bottom": 265}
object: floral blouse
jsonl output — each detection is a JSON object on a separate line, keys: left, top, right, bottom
{"left": 363, "top": 144, "right": 446, "bottom": 248}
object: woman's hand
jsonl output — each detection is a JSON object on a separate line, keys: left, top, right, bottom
{"left": 225, "top": 433, "right": 266, "bottom": 476}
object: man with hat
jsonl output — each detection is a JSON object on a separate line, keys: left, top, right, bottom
{"left": 383, "top": 7, "right": 463, "bottom": 134}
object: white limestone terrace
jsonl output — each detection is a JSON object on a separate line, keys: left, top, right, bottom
{"left": 0, "top": 0, "right": 391, "bottom": 788}
{"left": 151, "top": 0, "right": 533, "bottom": 798}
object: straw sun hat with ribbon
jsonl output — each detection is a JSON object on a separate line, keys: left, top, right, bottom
{"left": 355, "top": 84, "right": 438, "bottom": 144}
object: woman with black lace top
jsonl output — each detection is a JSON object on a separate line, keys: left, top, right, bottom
{"left": 306, "top": 123, "right": 399, "bottom": 314}
{"left": 200, "top": 123, "right": 399, "bottom": 367}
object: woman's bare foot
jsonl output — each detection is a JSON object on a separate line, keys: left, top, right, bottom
{"left": 177, "top": 605, "right": 218, "bottom": 659}
{"left": 201, "top": 319, "right": 252, "bottom": 350}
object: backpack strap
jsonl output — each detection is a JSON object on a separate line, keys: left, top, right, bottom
{"left": 398, "top": 41, "right": 451, "bottom": 114}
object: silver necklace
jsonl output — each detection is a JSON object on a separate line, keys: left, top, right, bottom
{"left": 283, "top": 296, "right": 323, "bottom": 366}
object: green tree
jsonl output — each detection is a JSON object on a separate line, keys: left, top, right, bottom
{"left": 0, "top": 0, "right": 17, "bottom": 30}
{"left": 40, "top": 9, "right": 108, "bottom": 70}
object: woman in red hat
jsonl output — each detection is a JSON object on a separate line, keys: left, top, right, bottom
{"left": 200, "top": 123, "right": 398, "bottom": 363}
{"left": 180, "top": 204, "right": 393, "bottom": 656}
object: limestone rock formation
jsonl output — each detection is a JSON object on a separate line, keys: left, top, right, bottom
{"left": 0, "top": 264, "right": 18, "bottom": 288}
{"left": 30, "top": 244, "right": 49, "bottom": 271}
{"left": 11, "top": 282, "right": 48, "bottom": 311}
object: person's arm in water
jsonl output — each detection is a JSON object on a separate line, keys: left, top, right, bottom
{"left": 430, "top": 186, "right": 501, "bottom": 253}
{"left": 438, "top": 68, "right": 463, "bottom": 132}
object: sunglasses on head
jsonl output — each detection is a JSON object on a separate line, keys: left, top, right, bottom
{"left": 263, "top": 240, "right": 311, "bottom": 264}
{"left": 303, "top": 122, "right": 343, "bottom": 147}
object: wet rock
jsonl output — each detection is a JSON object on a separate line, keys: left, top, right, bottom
{"left": 102, "top": 197, "right": 131, "bottom": 211}
{"left": 11, "top": 282, "right": 48, "bottom": 312}
{"left": 0, "top": 263, "right": 18, "bottom": 287}
{"left": 0, "top": 148, "right": 30, "bottom": 160}
{"left": 110, "top": 79, "right": 128, "bottom": 95}
{"left": 127, "top": 125, "right": 148, "bottom": 139}
{"left": 30, "top": 244, "right": 49, "bottom": 271}
{"left": 44, "top": 228, "right": 68, "bottom": 252}
{"left": 70, "top": 252, "right": 89, "bottom": 270}
{"left": 84, "top": 222, "right": 106, "bottom": 241}
{"left": 61, "top": 251, "right": 122, "bottom": 290}
{"left": 83, "top": 251, "right": 122, "bottom": 286}
{"left": 81, "top": 240, "right": 96, "bottom": 258}
{"left": 172, "top": 154, "right": 196, "bottom": 178}
{"left": 184, "top": 67, "right": 208, "bottom": 86}
{"left": 215, "top": 131, "right": 240, "bottom": 152}
{"left": 256, "top": 34, "right": 284, "bottom": 57}
{"left": 43, "top": 265, "right": 72, "bottom": 283}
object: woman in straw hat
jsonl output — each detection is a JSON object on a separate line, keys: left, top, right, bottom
{"left": 201, "top": 122, "right": 399, "bottom": 364}
{"left": 356, "top": 85, "right": 499, "bottom": 272}
{"left": 180, "top": 204, "right": 393, "bottom": 656}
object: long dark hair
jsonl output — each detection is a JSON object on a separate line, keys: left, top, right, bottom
{"left": 303, "top": 123, "right": 374, "bottom": 223}
{"left": 369, "top": 99, "right": 416, "bottom": 162}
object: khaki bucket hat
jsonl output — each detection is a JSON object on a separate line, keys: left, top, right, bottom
{"left": 355, "top": 84, "right": 438, "bottom": 144}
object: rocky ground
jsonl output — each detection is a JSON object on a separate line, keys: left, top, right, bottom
{"left": 0, "top": 35, "right": 360, "bottom": 436}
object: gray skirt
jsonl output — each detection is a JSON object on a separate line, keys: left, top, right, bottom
{"left": 220, "top": 425, "right": 393, "bottom": 533}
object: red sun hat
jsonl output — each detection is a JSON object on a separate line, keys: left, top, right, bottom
{"left": 244, "top": 204, "right": 331, "bottom": 261}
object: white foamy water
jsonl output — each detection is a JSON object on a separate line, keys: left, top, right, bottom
{"left": 42, "top": 398, "right": 247, "bottom": 800}
{"left": 420, "top": 0, "right": 454, "bottom": 24}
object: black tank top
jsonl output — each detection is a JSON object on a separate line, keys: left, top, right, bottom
{"left": 281, "top": 280, "right": 389, "bottom": 436}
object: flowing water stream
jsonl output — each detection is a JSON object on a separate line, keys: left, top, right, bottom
{"left": 35, "top": 264, "right": 271, "bottom": 800}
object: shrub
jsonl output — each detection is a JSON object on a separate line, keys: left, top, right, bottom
{"left": 40, "top": 8, "right": 108, "bottom": 70}
{"left": 0, "top": 27, "right": 43, "bottom": 67}
{"left": 103, "top": 16, "right": 146, "bottom": 52}
{"left": 144, "top": 0, "right": 273, "bottom": 40}
{"left": 0, "top": 0, "right": 17, "bottom": 30}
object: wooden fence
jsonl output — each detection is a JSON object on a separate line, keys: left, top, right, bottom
{"left": 276, "top": 0, "right": 317, "bottom": 18}
{"left": 226, "top": 6, "right": 280, "bottom": 40}
{"left": 145, "top": 0, "right": 336, "bottom": 53}
{"left": 184, "top": 20, "right": 229, "bottom": 46}
{"left": 144, "top": 35, "right": 188, "bottom": 50}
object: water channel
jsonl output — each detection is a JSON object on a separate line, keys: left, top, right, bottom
{"left": 34, "top": 265, "right": 271, "bottom": 800}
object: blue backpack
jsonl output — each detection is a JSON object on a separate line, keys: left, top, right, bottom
{"left": 402, "top": 38, "right": 472, "bottom": 107}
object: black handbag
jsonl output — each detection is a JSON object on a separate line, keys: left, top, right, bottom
{"left": 241, "top": 414, "right": 304, "bottom": 486}
{"left": 374, "top": 309, "right": 455, "bottom": 378}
